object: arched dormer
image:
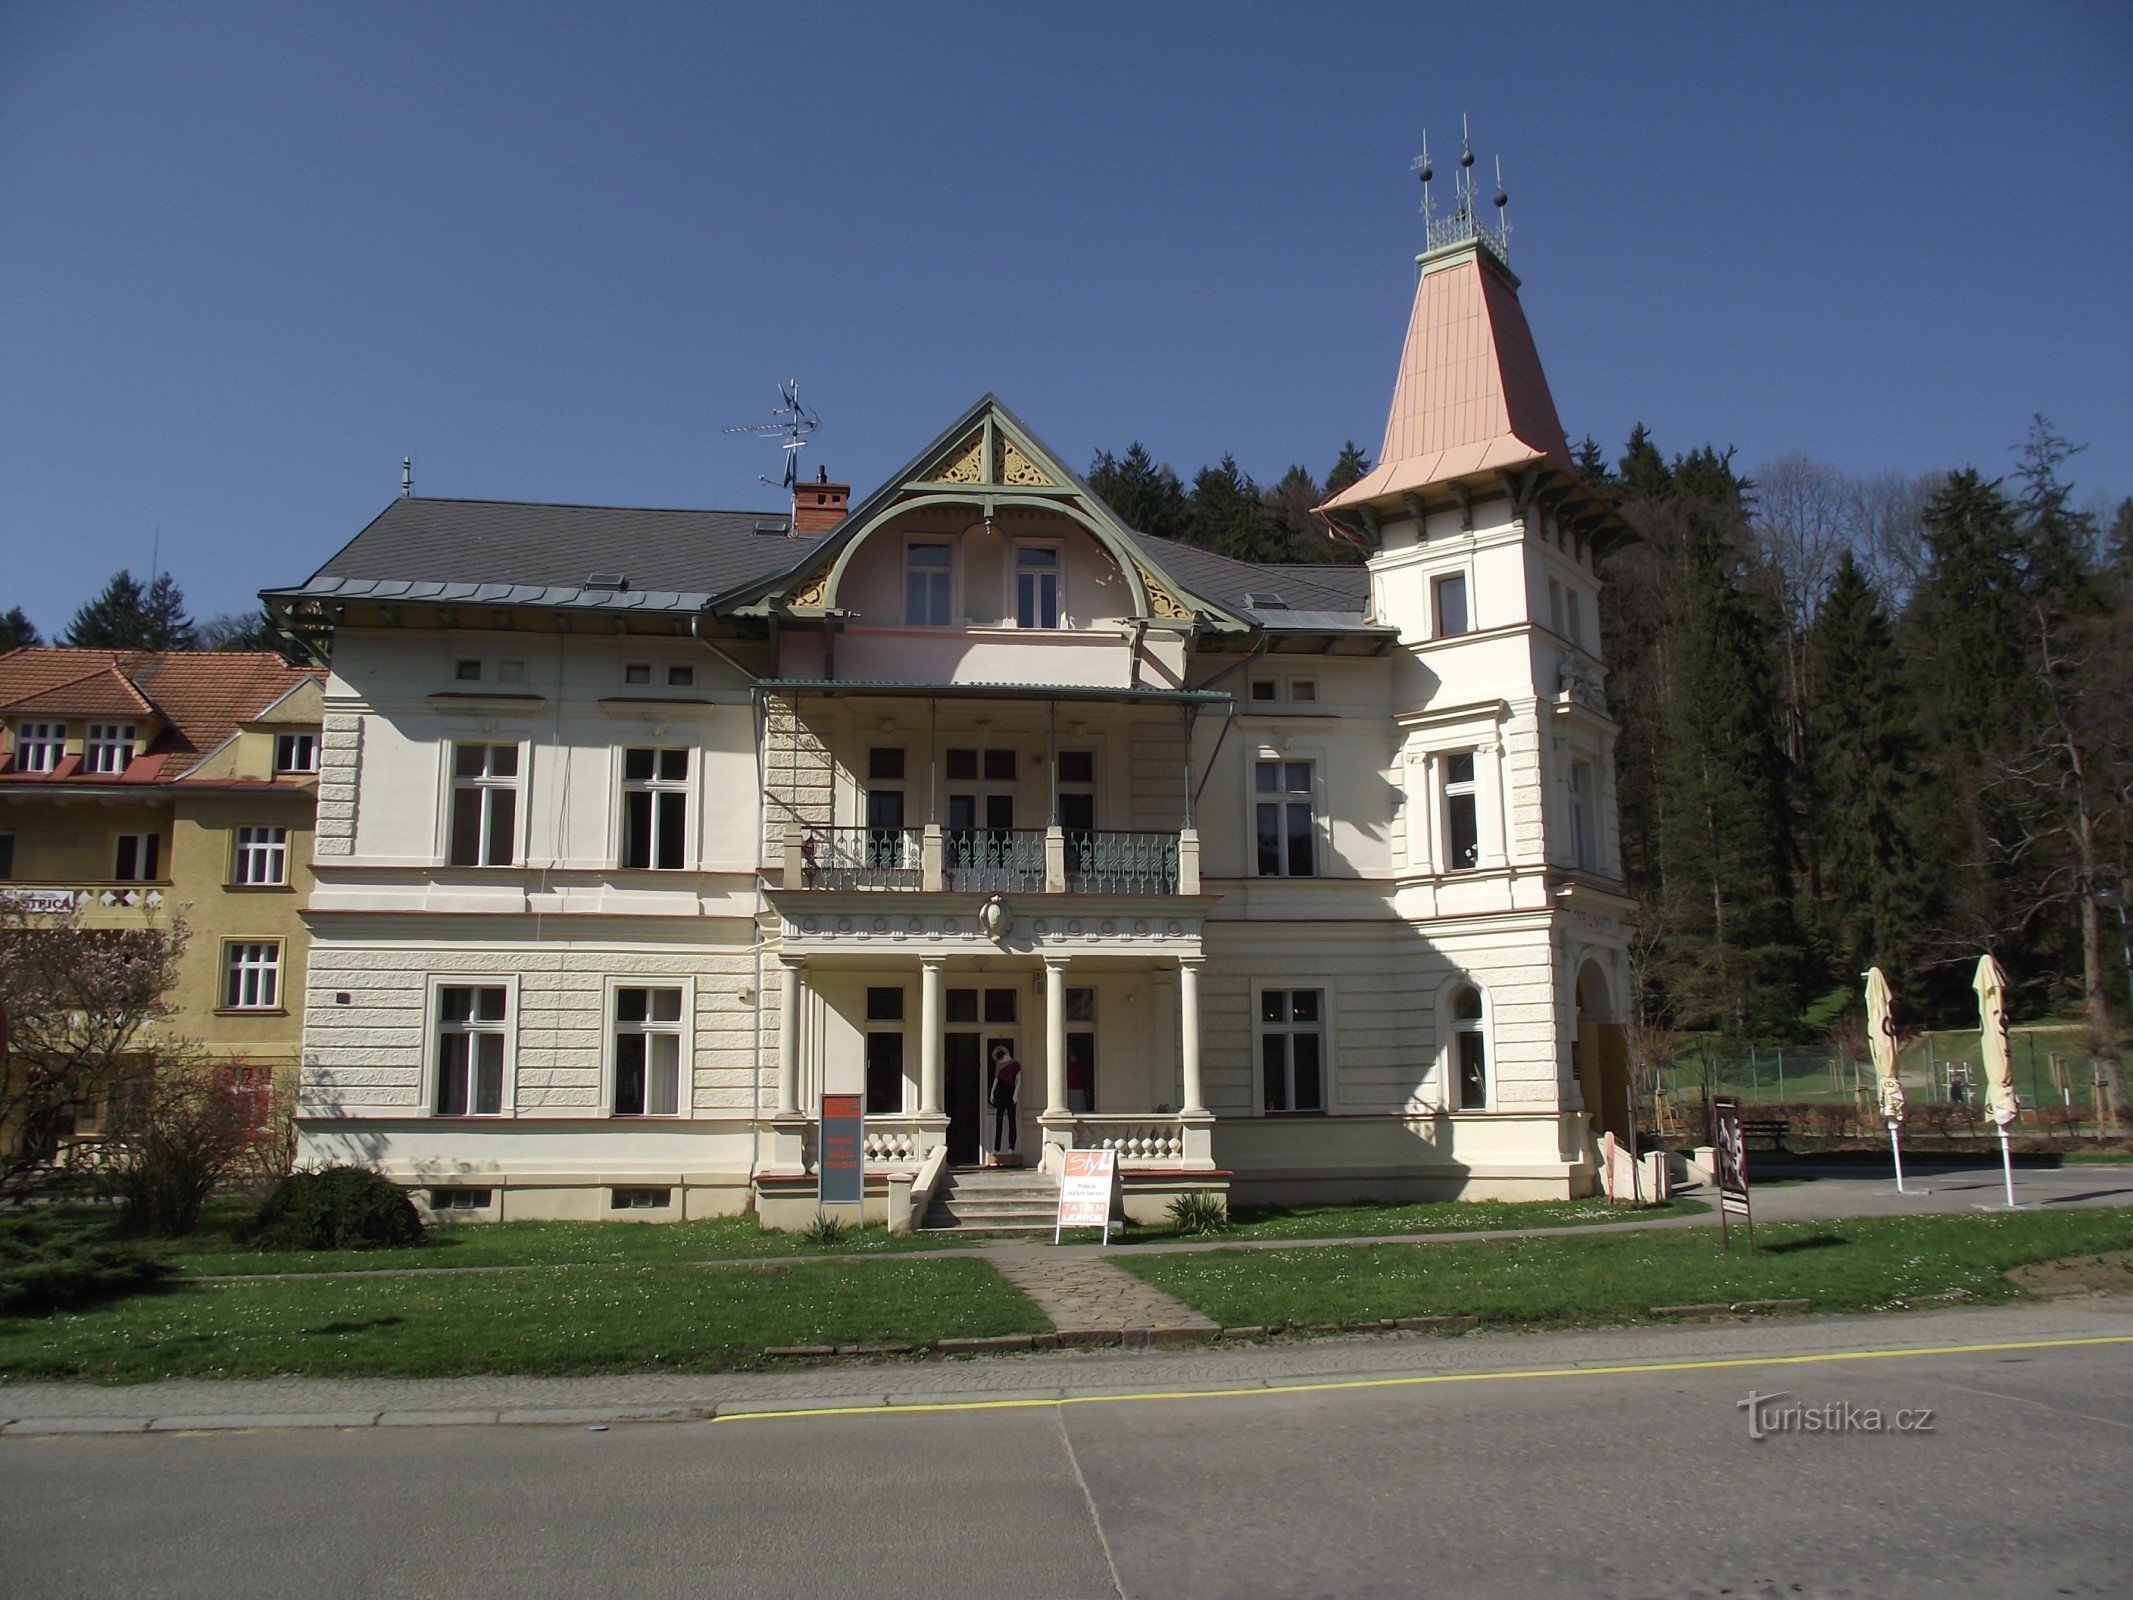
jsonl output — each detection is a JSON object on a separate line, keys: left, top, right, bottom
{"left": 721, "top": 396, "right": 1243, "bottom": 637}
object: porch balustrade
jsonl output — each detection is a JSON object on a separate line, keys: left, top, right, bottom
{"left": 1073, "top": 1115, "right": 1189, "bottom": 1165}
{"left": 787, "top": 824, "right": 1196, "bottom": 896}
{"left": 799, "top": 826, "right": 923, "bottom": 890}
{"left": 942, "top": 827, "right": 1046, "bottom": 893}
{"left": 1065, "top": 830, "right": 1179, "bottom": 895}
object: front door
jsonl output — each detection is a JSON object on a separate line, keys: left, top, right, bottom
{"left": 944, "top": 1032, "right": 981, "bottom": 1165}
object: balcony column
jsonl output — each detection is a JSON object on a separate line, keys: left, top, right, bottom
{"left": 1044, "top": 956, "right": 1070, "bottom": 1117}
{"left": 919, "top": 956, "right": 945, "bottom": 1116}
{"left": 777, "top": 956, "right": 804, "bottom": 1117}
{"left": 1179, "top": 955, "right": 1207, "bottom": 1115}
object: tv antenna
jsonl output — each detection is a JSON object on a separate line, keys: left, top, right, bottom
{"left": 722, "top": 379, "right": 821, "bottom": 489}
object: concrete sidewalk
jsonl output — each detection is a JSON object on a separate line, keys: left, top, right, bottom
{"left": 5, "top": 1297, "right": 2130, "bottom": 1438}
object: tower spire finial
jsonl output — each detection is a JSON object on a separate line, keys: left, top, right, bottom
{"left": 1415, "top": 115, "right": 1511, "bottom": 266}
{"left": 1411, "top": 129, "right": 1434, "bottom": 234}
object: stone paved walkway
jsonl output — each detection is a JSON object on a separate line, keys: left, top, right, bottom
{"left": 985, "top": 1247, "right": 1218, "bottom": 1337}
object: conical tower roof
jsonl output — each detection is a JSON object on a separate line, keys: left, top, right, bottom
{"left": 1321, "top": 239, "right": 1572, "bottom": 512}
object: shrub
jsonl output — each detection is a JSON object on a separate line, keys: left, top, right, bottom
{"left": 244, "top": 1167, "right": 424, "bottom": 1252}
{"left": 1166, "top": 1191, "right": 1230, "bottom": 1236}
{"left": 102, "top": 1062, "right": 259, "bottom": 1238}
{"left": 803, "top": 1213, "right": 848, "bottom": 1246}
{"left": 0, "top": 1214, "right": 167, "bottom": 1315}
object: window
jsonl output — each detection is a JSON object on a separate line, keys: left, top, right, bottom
{"left": 1443, "top": 752, "right": 1480, "bottom": 870}
{"left": 1433, "top": 573, "right": 1470, "bottom": 638}
{"left": 1254, "top": 759, "right": 1316, "bottom": 877}
{"left": 0, "top": 832, "right": 12, "bottom": 879}
{"left": 613, "top": 986, "right": 683, "bottom": 1116}
{"left": 448, "top": 743, "right": 519, "bottom": 866}
{"left": 945, "top": 746, "right": 1019, "bottom": 784}
{"left": 1565, "top": 590, "right": 1584, "bottom": 649}
{"left": 13, "top": 722, "right": 64, "bottom": 773}
{"left": 1452, "top": 986, "right": 1488, "bottom": 1109}
{"left": 1289, "top": 679, "right": 1317, "bottom": 703}
{"left": 621, "top": 747, "right": 689, "bottom": 870}
{"left": 611, "top": 1187, "right": 672, "bottom": 1210}
{"left": 83, "top": 724, "right": 136, "bottom": 774}
{"left": 905, "top": 542, "right": 953, "bottom": 626}
{"left": 497, "top": 659, "right": 527, "bottom": 685}
{"left": 624, "top": 663, "right": 651, "bottom": 684}
{"left": 436, "top": 985, "right": 508, "bottom": 1115}
{"left": 273, "top": 732, "right": 320, "bottom": 773}
{"left": 430, "top": 1188, "right": 492, "bottom": 1212}
{"left": 1249, "top": 678, "right": 1278, "bottom": 703}
{"left": 113, "top": 833, "right": 160, "bottom": 881}
{"left": 1015, "top": 545, "right": 1060, "bottom": 628}
{"left": 667, "top": 664, "right": 695, "bottom": 688}
{"left": 222, "top": 941, "right": 281, "bottom": 1010}
{"left": 1548, "top": 579, "right": 1564, "bottom": 636}
{"left": 1569, "top": 760, "right": 1595, "bottom": 871}
{"left": 1260, "top": 989, "right": 1324, "bottom": 1112}
{"left": 865, "top": 983, "right": 906, "bottom": 1116}
{"left": 455, "top": 659, "right": 483, "bottom": 682}
{"left": 233, "top": 825, "right": 288, "bottom": 886}
{"left": 1065, "top": 987, "right": 1096, "bottom": 1113}
{"left": 982, "top": 987, "right": 1017, "bottom": 1023}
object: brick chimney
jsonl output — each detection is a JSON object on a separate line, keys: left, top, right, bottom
{"left": 792, "top": 466, "right": 850, "bottom": 534}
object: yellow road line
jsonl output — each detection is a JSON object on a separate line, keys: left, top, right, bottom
{"left": 712, "top": 1333, "right": 2133, "bottom": 1424}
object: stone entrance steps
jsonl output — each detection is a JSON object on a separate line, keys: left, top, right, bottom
{"left": 921, "top": 1168, "right": 1060, "bottom": 1234}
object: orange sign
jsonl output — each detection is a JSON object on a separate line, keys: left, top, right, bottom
{"left": 1056, "top": 1148, "right": 1118, "bottom": 1238}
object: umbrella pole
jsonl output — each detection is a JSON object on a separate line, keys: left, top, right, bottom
{"left": 1887, "top": 1118, "right": 1906, "bottom": 1194}
{"left": 1998, "top": 1122, "right": 2016, "bottom": 1208}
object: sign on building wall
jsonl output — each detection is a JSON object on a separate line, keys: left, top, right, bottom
{"left": 1713, "top": 1096, "right": 1754, "bottom": 1248}
{"left": 1055, "top": 1148, "right": 1118, "bottom": 1241}
{"left": 819, "top": 1093, "right": 864, "bottom": 1208}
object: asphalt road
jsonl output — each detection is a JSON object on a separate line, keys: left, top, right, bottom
{"left": 4, "top": 1327, "right": 2127, "bottom": 1599}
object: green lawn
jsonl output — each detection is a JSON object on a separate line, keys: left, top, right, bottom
{"left": 0, "top": 1256, "right": 1047, "bottom": 1382}
{"left": 1123, "top": 1193, "right": 1703, "bottom": 1245}
{"left": 1115, "top": 1208, "right": 2133, "bottom": 1332}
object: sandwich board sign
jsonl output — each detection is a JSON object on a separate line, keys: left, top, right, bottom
{"left": 819, "top": 1093, "right": 864, "bottom": 1209}
{"left": 1712, "top": 1095, "right": 1754, "bottom": 1248}
{"left": 1055, "top": 1148, "right": 1118, "bottom": 1242}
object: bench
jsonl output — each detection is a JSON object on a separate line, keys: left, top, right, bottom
{"left": 1738, "top": 1118, "right": 1790, "bottom": 1154}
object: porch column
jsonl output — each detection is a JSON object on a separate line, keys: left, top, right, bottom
{"left": 777, "top": 956, "right": 804, "bottom": 1116}
{"left": 919, "top": 956, "right": 945, "bottom": 1116}
{"left": 1179, "top": 955, "right": 1207, "bottom": 1115}
{"left": 1044, "top": 955, "right": 1070, "bottom": 1116}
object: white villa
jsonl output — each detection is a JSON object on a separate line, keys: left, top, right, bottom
{"left": 269, "top": 215, "right": 1638, "bottom": 1228}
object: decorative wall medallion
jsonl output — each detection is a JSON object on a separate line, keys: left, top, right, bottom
{"left": 1166, "top": 920, "right": 1182, "bottom": 936}
{"left": 871, "top": 917, "right": 888, "bottom": 935}
{"left": 1100, "top": 919, "right": 1117, "bottom": 936}
{"left": 1066, "top": 919, "right": 1083, "bottom": 936}
{"left": 1133, "top": 919, "right": 1149, "bottom": 936}
{"left": 836, "top": 917, "right": 852, "bottom": 935}
{"left": 1033, "top": 918, "right": 1050, "bottom": 935}
{"left": 801, "top": 917, "right": 820, "bottom": 934}
{"left": 943, "top": 918, "right": 960, "bottom": 935}
{"left": 906, "top": 918, "right": 923, "bottom": 936}
{"left": 978, "top": 893, "right": 1012, "bottom": 941}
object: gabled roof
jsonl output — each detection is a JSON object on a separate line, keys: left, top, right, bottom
{"left": 1322, "top": 241, "right": 1573, "bottom": 512}
{"left": 0, "top": 649, "right": 324, "bottom": 785}
{"left": 1123, "top": 535, "right": 1377, "bottom": 629}
{"left": 267, "top": 497, "right": 809, "bottom": 614}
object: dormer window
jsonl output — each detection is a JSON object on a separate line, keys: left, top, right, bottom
{"left": 1015, "top": 545, "right": 1060, "bottom": 629}
{"left": 83, "top": 724, "right": 136, "bottom": 775}
{"left": 905, "top": 542, "right": 952, "bottom": 626}
{"left": 274, "top": 732, "right": 321, "bottom": 774}
{"left": 13, "top": 722, "right": 64, "bottom": 773}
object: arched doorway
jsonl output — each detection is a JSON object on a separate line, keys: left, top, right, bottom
{"left": 1576, "top": 961, "right": 1633, "bottom": 1142}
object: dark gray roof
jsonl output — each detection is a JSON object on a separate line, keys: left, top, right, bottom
{"left": 1253, "top": 563, "right": 1371, "bottom": 608}
{"left": 1124, "top": 534, "right": 1380, "bottom": 628}
{"left": 269, "top": 497, "right": 814, "bottom": 609}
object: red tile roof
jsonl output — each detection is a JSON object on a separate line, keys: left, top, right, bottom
{"left": 0, "top": 649, "right": 323, "bottom": 784}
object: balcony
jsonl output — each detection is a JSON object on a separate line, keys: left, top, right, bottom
{"left": 784, "top": 825, "right": 1195, "bottom": 896}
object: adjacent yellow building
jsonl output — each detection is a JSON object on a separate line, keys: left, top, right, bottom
{"left": 0, "top": 648, "right": 325, "bottom": 1143}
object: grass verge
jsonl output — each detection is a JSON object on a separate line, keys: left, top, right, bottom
{"left": 1122, "top": 1193, "right": 1703, "bottom": 1245}
{"left": 0, "top": 1257, "right": 1047, "bottom": 1382}
{"left": 1114, "top": 1208, "right": 2133, "bottom": 1331}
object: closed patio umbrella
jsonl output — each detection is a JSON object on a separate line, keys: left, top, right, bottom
{"left": 1866, "top": 966, "right": 1910, "bottom": 1193}
{"left": 1974, "top": 953, "right": 2020, "bottom": 1206}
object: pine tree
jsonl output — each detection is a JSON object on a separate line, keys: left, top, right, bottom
{"left": 1189, "top": 455, "right": 1283, "bottom": 563}
{"left": 1323, "top": 440, "right": 1371, "bottom": 499}
{"left": 1572, "top": 436, "right": 1613, "bottom": 496}
{"left": 61, "top": 570, "right": 197, "bottom": 650}
{"left": 1618, "top": 425, "right": 1673, "bottom": 503}
{"left": 0, "top": 607, "right": 38, "bottom": 652}
{"left": 1085, "top": 443, "right": 1191, "bottom": 541}
{"left": 1908, "top": 471, "right": 2030, "bottom": 762}
{"left": 1805, "top": 553, "right": 1931, "bottom": 990}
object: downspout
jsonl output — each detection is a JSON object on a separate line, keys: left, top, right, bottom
{"left": 693, "top": 611, "right": 766, "bottom": 1206}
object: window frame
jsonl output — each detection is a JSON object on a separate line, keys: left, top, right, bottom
{"left": 1251, "top": 752, "right": 1321, "bottom": 878}
{"left": 1253, "top": 982, "right": 1332, "bottom": 1115}
{"left": 444, "top": 741, "right": 523, "bottom": 868}
{"left": 220, "top": 939, "right": 284, "bottom": 1012}
{"left": 1431, "top": 571, "right": 1471, "bottom": 639}
{"left": 602, "top": 976, "right": 693, "bottom": 1119}
{"left": 13, "top": 721, "right": 65, "bottom": 773}
{"left": 1440, "top": 749, "right": 1482, "bottom": 872}
{"left": 82, "top": 723, "right": 137, "bottom": 775}
{"left": 1568, "top": 757, "right": 1595, "bottom": 871}
{"left": 1439, "top": 979, "right": 1492, "bottom": 1112}
{"left": 903, "top": 538, "right": 955, "bottom": 627}
{"left": 273, "top": 731, "right": 321, "bottom": 774}
{"left": 1013, "top": 541, "right": 1062, "bottom": 629}
{"left": 112, "top": 831, "right": 161, "bottom": 882}
{"left": 864, "top": 983, "right": 908, "bottom": 1116}
{"left": 425, "top": 974, "right": 519, "bottom": 1118}
{"left": 618, "top": 745, "right": 692, "bottom": 871}
{"left": 231, "top": 824, "right": 290, "bottom": 887}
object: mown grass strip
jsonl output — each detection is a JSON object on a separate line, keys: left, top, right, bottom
{"left": 0, "top": 1257, "right": 1047, "bottom": 1383}
{"left": 1112, "top": 1209, "right": 2133, "bottom": 1331}
{"left": 1121, "top": 1193, "right": 1703, "bottom": 1245}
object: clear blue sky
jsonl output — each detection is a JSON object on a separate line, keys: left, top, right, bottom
{"left": 3, "top": 2, "right": 2127, "bottom": 631}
